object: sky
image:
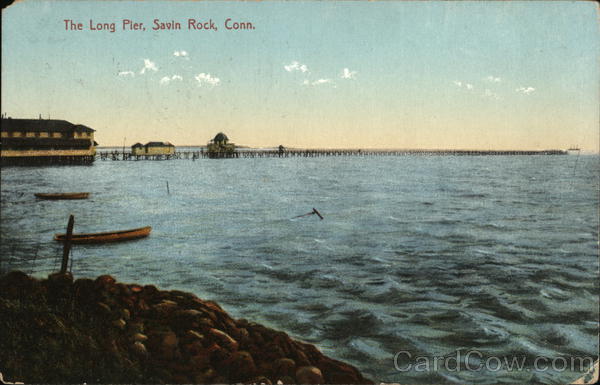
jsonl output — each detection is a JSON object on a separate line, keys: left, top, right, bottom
{"left": 1, "top": 0, "right": 598, "bottom": 152}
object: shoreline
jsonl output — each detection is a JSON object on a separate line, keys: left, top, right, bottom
{"left": 0, "top": 271, "right": 372, "bottom": 384}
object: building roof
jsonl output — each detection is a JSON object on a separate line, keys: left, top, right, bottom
{"left": 145, "top": 141, "right": 174, "bottom": 147}
{"left": 0, "top": 118, "right": 95, "bottom": 133}
{"left": 132, "top": 142, "right": 143, "bottom": 148}
{"left": 213, "top": 132, "right": 228, "bottom": 143}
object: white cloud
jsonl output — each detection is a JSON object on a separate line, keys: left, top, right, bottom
{"left": 312, "top": 79, "right": 332, "bottom": 85}
{"left": 118, "top": 71, "right": 135, "bottom": 77}
{"left": 140, "top": 59, "right": 158, "bottom": 74}
{"left": 302, "top": 79, "right": 310, "bottom": 86}
{"left": 173, "top": 50, "right": 188, "bottom": 57}
{"left": 195, "top": 73, "right": 220, "bottom": 87}
{"left": 486, "top": 75, "right": 501, "bottom": 83}
{"left": 159, "top": 75, "right": 183, "bottom": 85}
{"left": 284, "top": 61, "right": 308, "bottom": 73}
{"left": 341, "top": 68, "right": 357, "bottom": 79}
{"left": 516, "top": 86, "right": 536, "bottom": 95}
{"left": 454, "top": 80, "right": 474, "bottom": 90}
{"left": 483, "top": 89, "right": 501, "bottom": 100}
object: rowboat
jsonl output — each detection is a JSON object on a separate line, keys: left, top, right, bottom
{"left": 54, "top": 226, "right": 152, "bottom": 244}
{"left": 35, "top": 192, "right": 90, "bottom": 200}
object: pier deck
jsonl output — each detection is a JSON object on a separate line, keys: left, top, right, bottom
{"left": 97, "top": 148, "right": 567, "bottom": 160}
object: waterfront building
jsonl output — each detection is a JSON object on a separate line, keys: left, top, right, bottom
{"left": 0, "top": 117, "right": 97, "bottom": 165}
{"left": 131, "top": 141, "right": 175, "bottom": 156}
{"left": 207, "top": 132, "right": 236, "bottom": 158}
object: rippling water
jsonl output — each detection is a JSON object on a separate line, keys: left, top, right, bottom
{"left": 1, "top": 154, "right": 598, "bottom": 384}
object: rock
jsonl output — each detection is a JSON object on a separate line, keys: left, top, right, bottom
{"left": 246, "top": 375, "right": 272, "bottom": 385}
{"left": 132, "top": 333, "right": 148, "bottom": 342}
{"left": 152, "top": 300, "right": 179, "bottom": 317}
{"left": 148, "top": 330, "right": 179, "bottom": 360}
{"left": 136, "top": 298, "right": 150, "bottom": 312}
{"left": 170, "top": 309, "right": 203, "bottom": 330}
{"left": 264, "top": 343, "right": 285, "bottom": 361}
{"left": 131, "top": 341, "right": 149, "bottom": 357}
{"left": 112, "top": 318, "right": 127, "bottom": 330}
{"left": 116, "top": 283, "right": 132, "bottom": 297}
{"left": 194, "top": 367, "right": 217, "bottom": 383}
{"left": 207, "top": 328, "right": 238, "bottom": 352}
{"left": 171, "top": 374, "right": 190, "bottom": 383}
{"left": 183, "top": 339, "right": 206, "bottom": 356}
{"left": 72, "top": 278, "right": 96, "bottom": 299}
{"left": 143, "top": 284, "right": 159, "bottom": 297}
{"left": 163, "top": 331, "right": 179, "bottom": 349}
{"left": 204, "top": 300, "right": 224, "bottom": 312}
{"left": 45, "top": 273, "right": 74, "bottom": 301}
{"left": 196, "top": 317, "right": 215, "bottom": 329}
{"left": 184, "top": 330, "right": 205, "bottom": 343}
{"left": 273, "top": 358, "right": 296, "bottom": 378}
{"left": 237, "top": 318, "right": 250, "bottom": 327}
{"left": 0, "top": 272, "right": 372, "bottom": 384}
{"left": 94, "top": 274, "right": 115, "bottom": 286}
{"left": 207, "top": 343, "right": 230, "bottom": 365}
{"left": 189, "top": 352, "right": 211, "bottom": 370}
{"left": 95, "top": 302, "right": 113, "bottom": 318}
{"left": 224, "top": 318, "right": 241, "bottom": 339}
{"left": 120, "top": 308, "right": 131, "bottom": 320}
{"left": 128, "top": 322, "right": 145, "bottom": 334}
{"left": 293, "top": 349, "right": 311, "bottom": 367}
{"left": 0, "top": 271, "right": 42, "bottom": 299}
{"left": 296, "top": 366, "right": 324, "bottom": 384}
{"left": 317, "top": 357, "right": 362, "bottom": 384}
{"left": 229, "top": 351, "right": 257, "bottom": 382}
{"left": 237, "top": 327, "right": 252, "bottom": 347}
{"left": 277, "top": 376, "right": 295, "bottom": 384}
{"left": 48, "top": 272, "right": 74, "bottom": 285}
{"left": 181, "top": 308, "right": 203, "bottom": 317}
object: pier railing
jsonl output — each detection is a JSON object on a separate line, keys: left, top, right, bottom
{"left": 96, "top": 148, "right": 567, "bottom": 160}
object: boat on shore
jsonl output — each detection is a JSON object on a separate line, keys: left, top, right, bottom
{"left": 54, "top": 226, "right": 152, "bottom": 244}
{"left": 35, "top": 192, "right": 90, "bottom": 200}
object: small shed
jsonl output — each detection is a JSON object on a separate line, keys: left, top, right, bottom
{"left": 131, "top": 142, "right": 175, "bottom": 156}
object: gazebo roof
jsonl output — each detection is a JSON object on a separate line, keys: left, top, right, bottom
{"left": 213, "top": 132, "right": 229, "bottom": 142}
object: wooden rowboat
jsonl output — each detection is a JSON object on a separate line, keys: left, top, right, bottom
{"left": 35, "top": 192, "right": 90, "bottom": 200}
{"left": 54, "top": 226, "right": 152, "bottom": 244}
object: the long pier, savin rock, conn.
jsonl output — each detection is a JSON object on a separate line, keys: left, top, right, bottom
{"left": 97, "top": 148, "right": 568, "bottom": 161}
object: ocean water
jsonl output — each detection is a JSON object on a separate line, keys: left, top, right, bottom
{"left": 1, "top": 154, "right": 598, "bottom": 384}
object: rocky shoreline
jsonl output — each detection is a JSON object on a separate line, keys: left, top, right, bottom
{"left": 0, "top": 271, "right": 372, "bottom": 384}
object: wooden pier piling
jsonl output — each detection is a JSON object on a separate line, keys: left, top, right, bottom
{"left": 60, "top": 215, "right": 74, "bottom": 274}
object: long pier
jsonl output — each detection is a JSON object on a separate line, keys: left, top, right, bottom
{"left": 97, "top": 148, "right": 567, "bottom": 160}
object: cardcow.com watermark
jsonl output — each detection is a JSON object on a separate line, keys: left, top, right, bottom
{"left": 393, "top": 350, "right": 597, "bottom": 373}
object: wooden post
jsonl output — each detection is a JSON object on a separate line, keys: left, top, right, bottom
{"left": 166, "top": 181, "right": 170, "bottom": 195}
{"left": 60, "top": 215, "right": 74, "bottom": 274}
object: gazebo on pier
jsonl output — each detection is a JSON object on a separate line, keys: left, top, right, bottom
{"left": 207, "top": 132, "right": 237, "bottom": 158}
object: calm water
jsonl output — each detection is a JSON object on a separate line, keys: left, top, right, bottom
{"left": 1, "top": 154, "right": 598, "bottom": 384}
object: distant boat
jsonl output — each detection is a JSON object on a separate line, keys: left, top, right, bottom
{"left": 54, "top": 226, "right": 152, "bottom": 244}
{"left": 35, "top": 192, "right": 90, "bottom": 200}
